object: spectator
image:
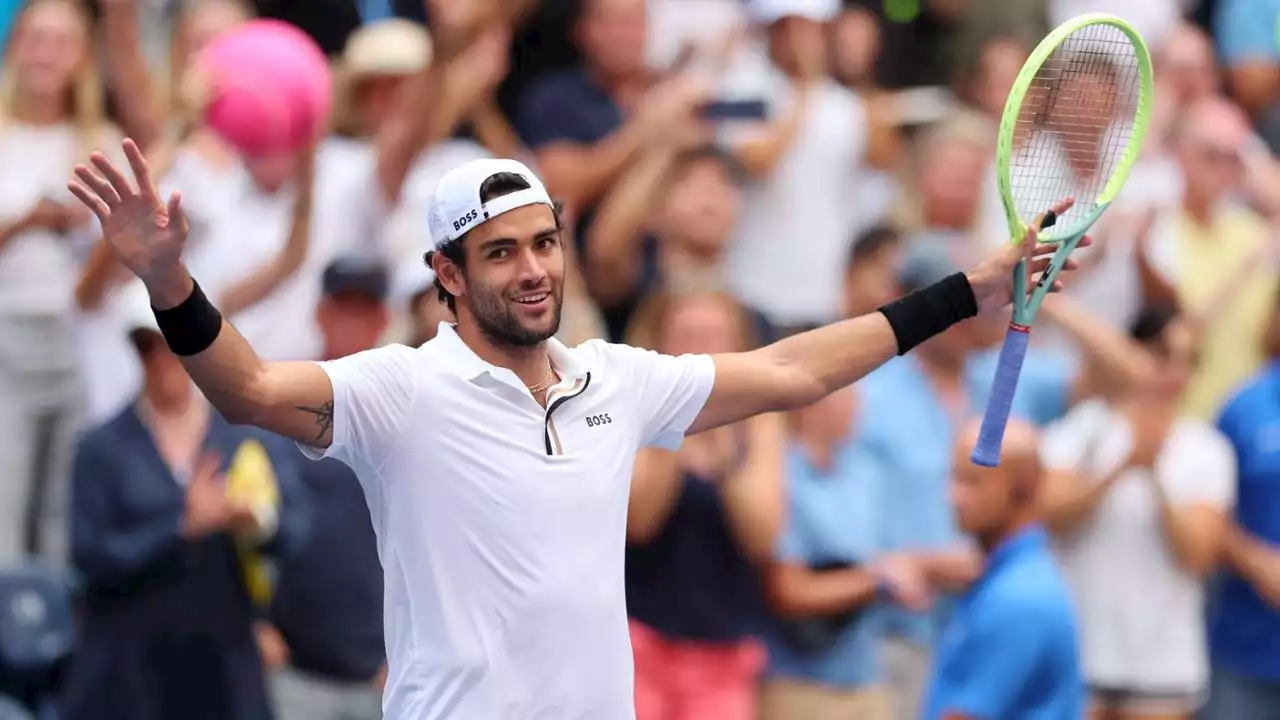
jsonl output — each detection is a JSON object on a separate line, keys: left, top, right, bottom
{"left": 922, "top": 419, "right": 1083, "bottom": 720}
{"left": 586, "top": 143, "right": 744, "bottom": 339}
{"left": 828, "top": 5, "right": 879, "bottom": 92}
{"left": 1205, "top": 290, "right": 1280, "bottom": 719}
{"left": 624, "top": 289, "right": 784, "bottom": 720}
{"left": 840, "top": 225, "right": 903, "bottom": 319}
{"left": 1141, "top": 24, "right": 1280, "bottom": 217}
{"left": 0, "top": 0, "right": 121, "bottom": 562}
{"left": 1143, "top": 96, "right": 1277, "bottom": 420}
{"left": 725, "top": 0, "right": 898, "bottom": 336}
{"left": 267, "top": 259, "right": 391, "bottom": 720}
{"left": 60, "top": 282, "right": 310, "bottom": 720}
{"left": 901, "top": 114, "right": 993, "bottom": 252}
{"left": 392, "top": 263, "right": 455, "bottom": 346}
{"left": 341, "top": 6, "right": 521, "bottom": 263}
{"left": 758, "top": 383, "right": 927, "bottom": 720}
{"left": 959, "top": 36, "right": 1027, "bottom": 123}
{"left": 1041, "top": 305, "right": 1234, "bottom": 720}
{"left": 843, "top": 0, "right": 963, "bottom": 91}
{"left": 857, "top": 240, "right": 1148, "bottom": 719}
{"left": 515, "top": 0, "right": 709, "bottom": 214}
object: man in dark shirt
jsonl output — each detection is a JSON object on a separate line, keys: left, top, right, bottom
{"left": 267, "top": 259, "right": 392, "bottom": 720}
{"left": 514, "top": 0, "right": 708, "bottom": 221}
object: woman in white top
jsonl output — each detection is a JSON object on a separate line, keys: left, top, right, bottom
{"left": 1039, "top": 305, "right": 1235, "bottom": 720}
{"left": 0, "top": 0, "right": 125, "bottom": 562}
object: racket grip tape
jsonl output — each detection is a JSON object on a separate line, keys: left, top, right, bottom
{"left": 971, "top": 324, "right": 1031, "bottom": 468}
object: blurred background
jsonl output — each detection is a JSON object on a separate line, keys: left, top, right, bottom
{"left": 0, "top": 0, "right": 1279, "bottom": 718}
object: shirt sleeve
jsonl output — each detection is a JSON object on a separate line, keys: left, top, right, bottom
{"left": 1169, "top": 424, "right": 1238, "bottom": 508}
{"left": 608, "top": 343, "right": 716, "bottom": 451}
{"left": 776, "top": 481, "right": 809, "bottom": 563}
{"left": 297, "top": 344, "right": 418, "bottom": 471}
{"left": 937, "top": 592, "right": 1056, "bottom": 718}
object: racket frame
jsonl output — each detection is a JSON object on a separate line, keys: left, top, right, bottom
{"left": 972, "top": 13, "right": 1154, "bottom": 468}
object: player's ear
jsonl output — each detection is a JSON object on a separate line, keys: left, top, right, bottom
{"left": 431, "top": 249, "right": 466, "bottom": 299}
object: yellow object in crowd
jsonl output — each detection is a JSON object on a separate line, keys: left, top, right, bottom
{"left": 226, "top": 438, "right": 280, "bottom": 609}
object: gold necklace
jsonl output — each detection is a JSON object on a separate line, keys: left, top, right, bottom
{"left": 526, "top": 359, "right": 556, "bottom": 394}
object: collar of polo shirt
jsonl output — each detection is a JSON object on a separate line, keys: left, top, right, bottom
{"left": 431, "top": 322, "right": 589, "bottom": 389}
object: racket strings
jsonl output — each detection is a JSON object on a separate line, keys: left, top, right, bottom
{"left": 1009, "top": 22, "right": 1142, "bottom": 233}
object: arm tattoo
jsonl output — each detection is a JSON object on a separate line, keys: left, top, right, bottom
{"left": 296, "top": 401, "right": 334, "bottom": 442}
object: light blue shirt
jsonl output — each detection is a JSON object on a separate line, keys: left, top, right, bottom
{"left": 1215, "top": 0, "right": 1280, "bottom": 67}
{"left": 923, "top": 527, "right": 1084, "bottom": 720}
{"left": 858, "top": 350, "right": 1074, "bottom": 645}
{"left": 766, "top": 441, "right": 885, "bottom": 688}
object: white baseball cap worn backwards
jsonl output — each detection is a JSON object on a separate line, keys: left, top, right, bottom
{"left": 427, "top": 158, "right": 555, "bottom": 250}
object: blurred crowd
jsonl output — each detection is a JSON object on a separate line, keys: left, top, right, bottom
{"left": 0, "top": 0, "right": 1279, "bottom": 718}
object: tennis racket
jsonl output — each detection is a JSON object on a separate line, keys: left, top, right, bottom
{"left": 971, "top": 13, "right": 1154, "bottom": 468}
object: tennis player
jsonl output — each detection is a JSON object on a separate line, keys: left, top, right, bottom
{"left": 68, "top": 139, "right": 1082, "bottom": 720}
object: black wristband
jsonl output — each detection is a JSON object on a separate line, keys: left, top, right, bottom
{"left": 877, "top": 272, "right": 979, "bottom": 355}
{"left": 152, "top": 279, "right": 223, "bottom": 356}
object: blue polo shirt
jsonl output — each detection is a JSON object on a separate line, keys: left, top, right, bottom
{"left": 923, "top": 527, "right": 1083, "bottom": 720}
{"left": 1211, "top": 362, "right": 1280, "bottom": 680}
{"left": 765, "top": 439, "right": 886, "bottom": 688}
{"left": 859, "top": 351, "right": 1074, "bottom": 646}
{"left": 1215, "top": 0, "right": 1280, "bottom": 68}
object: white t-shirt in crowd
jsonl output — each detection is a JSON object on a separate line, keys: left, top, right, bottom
{"left": 300, "top": 324, "right": 715, "bottom": 720}
{"left": 0, "top": 123, "right": 121, "bottom": 317}
{"left": 724, "top": 62, "right": 873, "bottom": 327}
{"left": 381, "top": 138, "right": 493, "bottom": 262}
{"left": 1041, "top": 399, "right": 1236, "bottom": 693}
{"left": 165, "top": 139, "right": 388, "bottom": 362}
{"left": 0, "top": 121, "right": 128, "bottom": 421}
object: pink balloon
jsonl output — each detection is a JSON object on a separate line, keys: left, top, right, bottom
{"left": 197, "top": 20, "right": 332, "bottom": 157}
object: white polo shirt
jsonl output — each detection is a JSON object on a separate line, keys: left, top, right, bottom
{"left": 300, "top": 324, "right": 715, "bottom": 719}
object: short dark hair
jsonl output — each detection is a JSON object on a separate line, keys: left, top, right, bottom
{"left": 846, "top": 224, "right": 901, "bottom": 273}
{"left": 1129, "top": 304, "right": 1180, "bottom": 344}
{"left": 422, "top": 172, "right": 564, "bottom": 315}
{"left": 670, "top": 145, "right": 747, "bottom": 187}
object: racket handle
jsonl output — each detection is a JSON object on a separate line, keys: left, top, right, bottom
{"left": 971, "top": 324, "right": 1031, "bottom": 468}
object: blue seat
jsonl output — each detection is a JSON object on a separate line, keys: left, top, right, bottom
{"left": 0, "top": 563, "right": 73, "bottom": 674}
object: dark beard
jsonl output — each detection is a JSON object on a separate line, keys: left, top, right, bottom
{"left": 471, "top": 285, "right": 564, "bottom": 349}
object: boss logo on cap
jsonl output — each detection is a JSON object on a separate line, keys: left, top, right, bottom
{"left": 452, "top": 209, "right": 479, "bottom": 232}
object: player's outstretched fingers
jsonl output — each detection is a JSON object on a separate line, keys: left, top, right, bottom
{"left": 67, "top": 180, "right": 110, "bottom": 221}
{"left": 122, "top": 138, "right": 157, "bottom": 198}
{"left": 73, "top": 164, "right": 120, "bottom": 206}
{"left": 89, "top": 152, "right": 134, "bottom": 200}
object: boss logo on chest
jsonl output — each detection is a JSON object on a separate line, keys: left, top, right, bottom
{"left": 585, "top": 413, "right": 612, "bottom": 428}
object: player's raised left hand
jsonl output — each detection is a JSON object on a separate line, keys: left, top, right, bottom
{"left": 67, "top": 138, "right": 189, "bottom": 293}
{"left": 964, "top": 196, "right": 1092, "bottom": 314}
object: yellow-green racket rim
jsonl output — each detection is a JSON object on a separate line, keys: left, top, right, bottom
{"left": 995, "top": 13, "right": 1154, "bottom": 245}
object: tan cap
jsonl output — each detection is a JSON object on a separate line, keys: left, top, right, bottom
{"left": 342, "top": 19, "right": 433, "bottom": 79}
